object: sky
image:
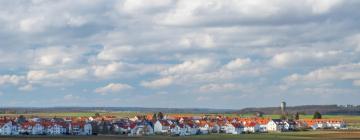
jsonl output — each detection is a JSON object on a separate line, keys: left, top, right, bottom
{"left": 0, "top": 0, "right": 360, "bottom": 109}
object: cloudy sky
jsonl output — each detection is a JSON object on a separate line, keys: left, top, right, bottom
{"left": 0, "top": 0, "right": 360, "bottom": 109}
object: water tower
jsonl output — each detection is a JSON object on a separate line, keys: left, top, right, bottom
{"left": 281, "top": 101, "right": 286, "bottom": 115}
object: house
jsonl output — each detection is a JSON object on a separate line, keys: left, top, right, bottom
{"left": 284, "top": 120, "right": 296, "bottom": 131}
{"left": 209, "top": 122, "right": 220, "bottom": 133}
{"left": 70, "top": 122, "right": 92, "bottom": 135}
{"left": 224, "top": 123, "right": 243, "bottom": 134}
{"left": 327, "top": 120, "right": 346, "bottom": 129}
{"left": 19, "top": 122, "right": 32, "bottom": 135}
{"left": 0, "top": 121, "right": 12, "bottom": 135}
{"left": 224, "top": 123, "right": 236, "bottom": 134}
{"left": 45, "top": 122, "right": 67, "bottom": 135}
{"left": 267, "top": 119, "right": 284, "bottom": 132}
{"left": 243, "top": 122, "right": 259, "bottom": 133}
{"left": 129, "top": 121, "right": 154, "bottom": 136}
{"left": 198, "top": 121, "right": 210, "bottom": 134}
{"left": 113, "top": 123, "right": 131, "bottom": 134}
{"left": 184, "top": 122, "right": 199, "bottom": 135}
{"left": 31, "top": 122, "right": 45, "bottom": 135}
{"left": 170, "top": 124, "right": 188, "bottom": 136}
{"left": 154, "top": 120, "right": 170, "bottom": 134}
{"left": 256, "top": 118, "right": 270, "bottom": 132}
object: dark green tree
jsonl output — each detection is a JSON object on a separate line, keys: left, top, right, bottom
{"left": 157, "top": 112, "right": 164, "bottom": 120}
{"left": 295, "top": 112, "right": 300, "bottom": 120}
{"left": 313, "top": 111, "right": 322, "bottom": 119}
{"left": 17, "top": 115, "right": 27, "bottom": 123}
{"left": 152, "top": 113, "right": 157, "bottom": 121}
{"left": 95, "top": 112, "right": 101, "bottom": 117}
{"left": 255, "top": 112, "right": 264, "bottom": 117}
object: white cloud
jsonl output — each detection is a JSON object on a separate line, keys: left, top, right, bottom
{"left": 306, "top": 0, "right": 343, "bottom": 14}
{"left": 162, "top": 58, "right": 217, "bottom": 75}
{"left": 353, "top": 80, "right": 360, "bottom": 87}
{"left": 93, "top": 62, "right": 123, "bottom": 78}
{"left": 198, "top": 83, "right": 238, "bottom": 93}
{"left": 224, "top": 58, "right": 251, "bottom": 70}
{"left": 0, "top": 75, "right": 25, "bottom": 86}
{"left": 64, "top": 94, "right": 80, "bottom": 100}
{"left": 270, "top": 50, "right": 341, "bottom": 67}
{"left": 64, "top": 14, "right": 87, "bottom": 27}
{"left": 19, "top": 16, "right": 46, "bottom": 32}
{"left": 284, "top": 63, "right": 360, "bottom": 85}
{"left": 32, "top": 46, "right": 86, "bottom": 68}
{"left": 27, "top": 68, "right": 88, "bottom": 84}
{"left": 141, "top": 77, "right": 173, "bottom": 88}
{"left": 179, "top": 33, "right": 215, "bottom": 48}
{"left": 19, "top": 84, "right": 33, "bottom": 91}
{"left": 119, "top": 0, "right": 172, "bottom": 14}
{"left": 95, "top": 83, "right": 133, "bottom": 94}
{"left": 97, "top": 46, "right": 134, "bottom": 61}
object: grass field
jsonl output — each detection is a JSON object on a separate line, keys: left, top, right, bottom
{"left": 0, "top": 130, "right": 360, "bottom": 140}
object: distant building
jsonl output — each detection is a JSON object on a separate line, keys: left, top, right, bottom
{"left": 281, "top": 101, "right": 286, "bottom": 115}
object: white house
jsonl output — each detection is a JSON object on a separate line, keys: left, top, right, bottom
{"left": 185, "top": 123, "right": 198, "bottom": 135}
{"left": 154, "top": 120, "right": 170, "bottom": 134}
{"left": 284, "top": 120, "right": 296, "bottom": 131}
{"left": 0, "top": 121, "right": 12, "bottom": 135}
{"left": 267, "top": 119, "right": 284, "bottom": 132}
{"left": 32, "top": 123, "right": 44, "bottom": 135}
{"left": 46, "top": 123, "right": 66, "bottom": 135}
{"left": 170, "top": 124, "right": 188, "bottom": 136}
{"left": 70, "top": 122, "right": 92, "bottom": 135}
{"left": 198, "top": 122, "right": 210, "bottom": 134}
{"left": 114, "top": 123, "right": 131, "bottom": 134}
{"left": 224, "top": 123, "right": 235, "bottom": 134}
{"left": 327, "top": 121, "right": 346, "bottom": 129}
{"left": 243, "top": 122, "right": 259, "bottom": 133}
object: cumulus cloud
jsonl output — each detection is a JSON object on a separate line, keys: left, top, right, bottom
{"left": 270, "top": 50, "right": 342, "bottom": 67}
{"left": 93, "top": 62, "right": 124, "bottom": 78}
{"left": 156, "top": 0, "right": 345, "bottom": 26}
{"left": 97, "top": 46, "right": 134, "bottom": 61}
{"left": 64, "top": 94, "right": 80, "bottom": 100}
{"left": 32, "top": 46, "right": 88, "bottom": 68}
{"left": 179, "top": 33, "right": 215, "bottom": 48}
{"left": 95, "top": 83, "right": 133, "bottom": 94}
{"left": 284, "top": 63, "right": 360, "bottom": 86}
{"left": 353, "top": 80, "right": 360, "bottom": 87}
{"left": 19, "top": 84, "right": 33, "bottom": 91}
{"left": 306, "top": 0, "right": 343, "bottom": 14}
{"left": 119, "top": 0, "right": 173, "bottom": 14}
{"left": 162, "top": 58, "right": 217, "bottom": 75}
{"left": 224, "top": 58, "right": 251, "bottom": 70}
{"left": 0, "top": 75, "right": 25, "bottom": 86}
{"left": 198, "top": 83, "right": 239, "bottom": 93}
{"left": 141, "top": 77, "right": 173, "bottom": 88}
{"left": 27, "top": 68, "right": 88, "bottom": 85}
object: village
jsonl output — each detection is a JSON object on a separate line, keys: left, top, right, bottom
{"left": 0, "top": 109, "right": 347, "bottom": 136}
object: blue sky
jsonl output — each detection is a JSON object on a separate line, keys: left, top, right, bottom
{"left": 0, "top": 0, "right": 360, "bottom": 109}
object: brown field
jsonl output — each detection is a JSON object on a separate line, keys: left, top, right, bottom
{"left": 0, "top": 130, "right": 360, "bottom": 140}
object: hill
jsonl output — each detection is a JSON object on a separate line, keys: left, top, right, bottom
{"left": 235, "top": 105, "right": 360, "bottom": 115}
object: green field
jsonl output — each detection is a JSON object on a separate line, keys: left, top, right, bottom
{"left": 1, "top": 130, "right": 360, "bottom": 140}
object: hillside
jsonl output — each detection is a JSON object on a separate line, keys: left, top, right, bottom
{"left": 236, "top": 105, "right": 360, "bottom": 115}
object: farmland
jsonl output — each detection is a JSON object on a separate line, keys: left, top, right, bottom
{"left": 0, "top": 130, "right": 360, "bottom": 140}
